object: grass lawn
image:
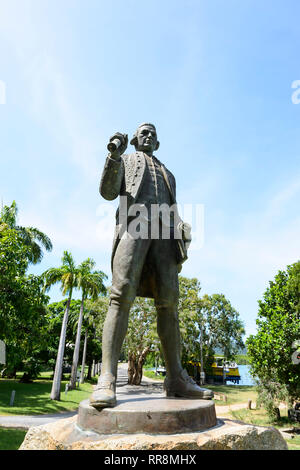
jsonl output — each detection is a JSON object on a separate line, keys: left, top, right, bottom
{"left": 230, "top": 406, "right": 290, "bottom": 426}
{"left": 287, "top": 434, "right": 300, "bottom": 451}
{"left": 0, "top": 427, "right": 27, "bottom": 450}
{"left": 229, "top": 407, "right": 300, "bottom": 450}
{"left": 143, "top": 370, "right": 165, "bottom": 381}
{"left": 209, "top": 384, "right": 258, "bottom": 406}
{"left": 0, "top": 374, "right": 94, "bottom": 415}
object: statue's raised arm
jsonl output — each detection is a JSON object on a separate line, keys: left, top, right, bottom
{"left": 100, "top": 132, "right": 128, "bottom": 201}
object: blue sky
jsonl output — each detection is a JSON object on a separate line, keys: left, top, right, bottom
{"left": 0, "top": 0, "right": 299, "bottom": 338}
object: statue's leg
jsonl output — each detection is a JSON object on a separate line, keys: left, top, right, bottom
{"left": 151, "top": 239, "right": 214, "bottom": 399}
{"left": 150, "top": 239, "right": 182, "bottom": 377}
{"left": 100, "top": 301, "right": 131, "bottom": 379}
{"left": 90, "top": 235, "right": 150, "bottom": 409}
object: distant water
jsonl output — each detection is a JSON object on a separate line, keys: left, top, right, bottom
{"left": 228, "top": 364, "right": 256, "bottom": 386}
{"left": 148, "top": 364, "right": 257, "bottom": 386}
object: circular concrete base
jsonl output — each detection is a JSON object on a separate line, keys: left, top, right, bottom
{"left": 77, "top": 394, "right": 217, "bottom": 435}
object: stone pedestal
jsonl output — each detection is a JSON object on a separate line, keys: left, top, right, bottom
{"left": 77, "top": 395, "right": 217, "bottom": 435}
{"left": 19, "top": 390, "right": 288, "bottom": 450}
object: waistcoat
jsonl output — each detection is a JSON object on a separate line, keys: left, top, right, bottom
{"left": 136, "top": 154, "right": 171, "bottom": 208}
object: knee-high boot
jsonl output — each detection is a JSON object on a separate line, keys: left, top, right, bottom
{"left": 157, "top": 306, "right": 214, "bottom": 400}
{"left": 90, "top": 300, "right": 131, "bottom": 409}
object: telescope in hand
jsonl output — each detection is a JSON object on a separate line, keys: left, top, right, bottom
{"left": 107, "top": 133, "right": 128, "bottom": 153}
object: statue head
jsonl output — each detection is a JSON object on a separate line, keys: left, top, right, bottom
{"left": 130, "top": 123, "right": 160, "bottom": 155}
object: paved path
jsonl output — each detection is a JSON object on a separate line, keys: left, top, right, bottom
{"left": 0, "top": 411, "right": 77, "bottom": 429}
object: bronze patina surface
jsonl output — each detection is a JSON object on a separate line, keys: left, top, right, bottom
{"left": 90, "top": 124, "right": 213, "bottom": 409}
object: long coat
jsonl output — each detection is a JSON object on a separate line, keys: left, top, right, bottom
{"left": 100, "top": 151, "right": 183, "bottom": 297}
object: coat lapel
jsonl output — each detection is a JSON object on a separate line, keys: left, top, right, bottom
{"left": 160, "top": 163, "right": 176, "bottom": 202}
{"left": 123, "top": 152, "right": 146, "bottom": 200}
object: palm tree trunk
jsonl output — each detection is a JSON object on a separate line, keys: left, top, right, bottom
{"left": 80, "top": 329, "right": 88, "bottom": 384}
{"left": 69, "top": 296, "right": 85, "bottom": 389}
{"left": 87, "top": 362, "right": 92, "bottom": 380}
{"left": 50, "top": 296, "right": 71, "bottom": 400}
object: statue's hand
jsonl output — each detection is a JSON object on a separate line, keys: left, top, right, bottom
{"left": 107, "top": 132, "right": 128, "bottom": 160}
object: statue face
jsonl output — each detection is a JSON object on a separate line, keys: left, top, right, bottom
{"left": 135, "top": 125, "right": 158, "bottom": 155}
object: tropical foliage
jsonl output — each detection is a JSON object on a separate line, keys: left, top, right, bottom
{"left": 0, "top": 205, "right": 51, "bottom": 381}
{"left": 178, "top": 276, "right": 245, "bottom": 376}
{"left": 0, "top": 201, "right": 108, "bottom": 396}
{"left": 1, "top": 201, "right": 52, "bottom": 264}
{"left": 247, "top": 261, "right": 300, "bottom": 419}
{"left": 68, "top": 259, "right": 107, "bottom": 389}
{"left": 43, "top": 251, "right": 79, "bottom": 399}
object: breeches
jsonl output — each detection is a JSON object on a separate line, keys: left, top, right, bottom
{"left": 110, "top": 234, "right": 179, "bottom": 309}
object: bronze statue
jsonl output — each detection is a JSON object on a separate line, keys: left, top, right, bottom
{"left": 90, "top": 123, "right": 213, "bottom": 408}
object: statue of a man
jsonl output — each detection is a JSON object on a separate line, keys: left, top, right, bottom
{"left": 90, "top": 123, "right": 213, "bottom": 409}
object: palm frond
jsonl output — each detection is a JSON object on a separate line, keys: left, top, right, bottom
{"left": 42, "top": 267, "right": 67, "bottom": 291}
{"left": 23, "top": 227, "right": 53, "bottom": 251}
{"left": 62, "top": 251, "right": 76, "bottom": 270}
{"left": 0, "top": 201, "right": 53, "bottom": 264}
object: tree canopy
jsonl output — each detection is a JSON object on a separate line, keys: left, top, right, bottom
{"left": 0, "top": 202, "right": 107, "bottom": 385}
{"left": 178, "top": 276, "right": 245, "bottom": 373}
{"left": 0, "top": 216, "right": 50, "bottom": 379}
{"left": 247, "top": 261, "right": 300, "bottom": 408}
{"left": 1, "top": 201, "right": 52, "bottom": 264}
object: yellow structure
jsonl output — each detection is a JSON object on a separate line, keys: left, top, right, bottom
{"left": 187, "top": 357, "right": 241, "bottom": 384}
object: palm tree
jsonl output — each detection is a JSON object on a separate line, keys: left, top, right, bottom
{"left": 0, "top": 201, "right": 52, "bottom": 263}
{"left": 43, "top": 251, "right": 78, "bottom": 400}
{"left": 78, "top": 301, "right": 99, "bottom": 384}
{"left": 69, "top": 259, "right": 107, "bottom": 390}
{"left": 79, "top": 328, "right": 88, "bottom": 384}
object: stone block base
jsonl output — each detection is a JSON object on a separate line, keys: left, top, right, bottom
{"left": 20, "top": 416, "right": 288, "bottom": 450}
